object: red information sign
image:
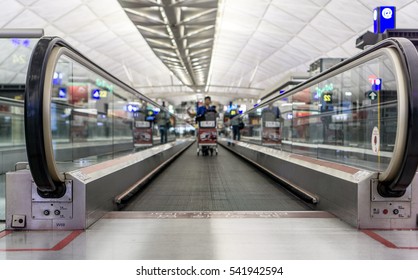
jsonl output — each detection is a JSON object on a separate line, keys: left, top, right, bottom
{"left": 262, "top": 127, "right": 281, "bottom": 145}
{"left": 133, "top": 121, "right": 153, "bottom": 146}
{"left": 198, "top": 128, "right": 217, "bottom": 144}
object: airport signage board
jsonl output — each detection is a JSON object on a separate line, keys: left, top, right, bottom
{"left": 373, "top": 6, "right": 396, "bottom": 33}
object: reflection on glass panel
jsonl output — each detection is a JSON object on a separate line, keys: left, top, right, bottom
{"left": 261, "top": 102, "right": 282, "bottom": 146}
{"left": 0, "top": 38, "right": 38, "bottom": 86}
{"left": 240, "top": 54, "right": 398, "bottom": 172}
{"left": 0, "top": 102, "right": 24, "bottom": 147}
{"left": 0, "top": 38, "right": 38, "bottom": 149}
{"left": 0, "top": 38, "right": 39, "bottom": 221}
{"left": 50, "top": 54, "right": 193, "bottom": 174}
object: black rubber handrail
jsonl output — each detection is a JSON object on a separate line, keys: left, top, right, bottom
{"left": 378, "top": 38, "right": 418, "bottom": 197}
{"left": 24, "top": 36, "right": 175, "bottom": 198}
{"left": 244, "top": 38, "right": 418, "bottom": 197}
{"left": 25, "top": 37, "right": 65, "bottom": 197}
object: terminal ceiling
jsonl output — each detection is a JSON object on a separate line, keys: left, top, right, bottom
{"left": 1, "top": 0, "right": 418, "bottom": 105}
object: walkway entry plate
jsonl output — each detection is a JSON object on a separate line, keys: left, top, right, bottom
{"left": 31, "top": 181, "right": 73, "bottom": 220}
{"left": 370, "top": 179, "right": 412, "bottom": 202}
{"left": 370, "top": 179, "right": 412, "bottom": 219}
{"left": 371, "top": 201, "right": 411, "bottom": 218}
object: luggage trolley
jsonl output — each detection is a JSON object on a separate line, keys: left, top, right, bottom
{"left": 197, "top": 111, "right": 218, "bottom": 156}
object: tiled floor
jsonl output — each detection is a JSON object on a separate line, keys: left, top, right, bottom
{"left": 1, "top": 211, "right": 418, "bottom": 260}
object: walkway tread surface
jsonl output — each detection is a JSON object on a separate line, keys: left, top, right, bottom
{"left": 124, "top": 145, "right": 310, "bottom": 211}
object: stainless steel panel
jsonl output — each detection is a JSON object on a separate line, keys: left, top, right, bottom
{"left": 370, "top": 201, "right": 411, "bottom": 218}
{"left": 6, "top": 169, "right": 86, "bottom": 230}
{"left": 370, "top": 179, "right": 412, "bottom": 202}
{"left": 219, "top": 139, "right": 418, "bottom": 229}
{"left": 31, "top": 180, "right": 72, "bottom": 202}
{"left": 6, "top": 140, "right": 192, "bottom": 230}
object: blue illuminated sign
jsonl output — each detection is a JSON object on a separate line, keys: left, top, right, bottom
{"left": 92, "top": 89, "right": 100, "bottom": 100}
{"left": 10, "top": 38, "right": 30, "bottom": 47}
{"left": 126, "top": 104, "right": 139, "bottom": 112}
{"left": 58, "top": 88, "right": 67, "bottom": 98}
{"left": 53, "top": 72, "right": 63, "bottom": 85}
{"left": 373, "top": 6, "right": 396, "bottom": 34}
{"left": 146, "top": 110, "right": 155, "bottom": 121}
{"left": 372, "top": 78, "right": 382, "bottom": 91}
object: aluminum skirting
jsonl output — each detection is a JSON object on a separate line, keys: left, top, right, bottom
{"left": 218, "top": 139, "right": 417, "bottom": 229}
{"left": 5, "top": 139, "right": 194, "bottom": 230}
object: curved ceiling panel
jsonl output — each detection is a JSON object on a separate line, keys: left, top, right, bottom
{"left": 1, "top": 0, "right": 418, "bottom": 104}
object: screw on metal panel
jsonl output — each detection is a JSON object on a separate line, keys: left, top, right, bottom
{"left": 372, "top": 197, "right": 376, "bottom": 201}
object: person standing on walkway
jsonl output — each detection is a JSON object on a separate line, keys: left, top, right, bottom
{"left": 156, "top": 102, "right": 169, "bottom": 144}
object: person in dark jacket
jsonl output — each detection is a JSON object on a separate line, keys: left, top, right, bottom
{"left": 231, "top": 114, "right": 242, "bottom": 142}
{"left": 196, "top": 96, "right": 216, "bottom": 121}
{"left": 156, "top": 103, "right": 169, "bottom": 144}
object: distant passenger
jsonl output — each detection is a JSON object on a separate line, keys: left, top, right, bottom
{"left": 230, "top": 114, "right": 242, "bottom": 142}
{"left": 196, "top": 96, "right": 216, "bottom": 122}
{"left": 262, "top": 103, "right": 281, "bottom": 120}
{"left": 156, "top": 102, "right": 169, "bottom": 144}
{"left": 196, "top": 96, "right": 217, "bottom": 156}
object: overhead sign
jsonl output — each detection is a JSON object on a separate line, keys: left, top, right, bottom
{"left": 126, "top": 104, "right": 139, "bottom": 112}
{"left": 373, "top": 6, "right": 396, "bottom": 34}
{"left": 92, "top": 89, "right": 100, "bottom": 100}
{"left": 58, "top": 88, "right": 67, "bottom": 98}
{"left": 53, "top": 72, "right": 63, "bottom": 85}
{"left": 372, "top": 78, "right": 382, "bottom": 91}
{"left": 91, "top": 89, "right": 108, "bottom": 100}
{"left": 368, "top": 91, "right": 378, "bottom": 101}
{"left": 10, "top": 38, "right": 30, "bottom": 47}
{"left": 323, "top": 93, "right": 332, "bottom": 103}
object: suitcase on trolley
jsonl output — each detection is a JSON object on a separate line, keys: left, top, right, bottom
{"left": 197, "top": 111, "right": 218, "bottom": 156}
